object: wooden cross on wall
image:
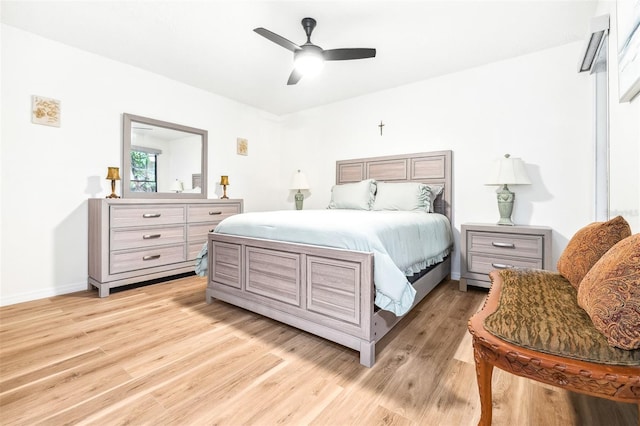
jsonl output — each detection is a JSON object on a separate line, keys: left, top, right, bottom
{"left": 378, "top": 120, "right": 385, "bottom": 136}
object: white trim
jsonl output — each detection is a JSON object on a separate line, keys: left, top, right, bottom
{"left": 0, "top": 281, "right": 87, "bottom": 307}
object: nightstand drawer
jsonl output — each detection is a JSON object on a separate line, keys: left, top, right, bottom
{"left": 467, "top": 253, "right": 542, "bottom": 275}
{"left": 467, "top": 231, "right": 543, "bottom": 259}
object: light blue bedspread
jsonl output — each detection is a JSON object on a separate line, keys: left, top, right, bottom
{"left": 207, "top": 209, "right": 452, "bottom": 316}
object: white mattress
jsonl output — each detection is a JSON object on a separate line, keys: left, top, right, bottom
{"left": 213, "top": 209, "right": 453, "bottom": 316}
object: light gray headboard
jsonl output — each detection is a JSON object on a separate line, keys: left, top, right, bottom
{"left": 336, "top": 150, "right": 453, "bottom": 220}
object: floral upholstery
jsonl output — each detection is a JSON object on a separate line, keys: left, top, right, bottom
{"left": 556, "top": 216, "right": 631, "bottom": 289}
{"left": 578, "top": 234, "right": 640, "bottom": 350}
{"left": 484, "top": 268, "right": 640, "bottom": 364}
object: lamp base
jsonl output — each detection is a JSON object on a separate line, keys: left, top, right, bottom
{"left": 294, "top": 191, "right": 304, "bottom": 210}
{"left": 221, "top": 185, "right": 229, "bottom": 199}
{"left": 106, "top": 179, "right": 120, "bottom": 199}
{"left": 496, "top": 216, "right": 515, "bottom": 226}
{"left": 496, "top": 184, "right": 515, "bottom": 226}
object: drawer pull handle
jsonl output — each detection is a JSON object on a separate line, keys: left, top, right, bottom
{"left": 143, "top": 255, "right": 161, "bottom": 261}
{"left": 143, "top": 234, "right": 161, "bottom": 239}
{"left": 142, "top": 213, "right": 161, "bottom": 218}
{"left": 491, "top": 263, "right": 513, "bottom": 269}
{"left": 209, "top": 211, "right": 222, "bottom": 215}
{"left": 492, "top": 242, "right": 515, "bottom": 248}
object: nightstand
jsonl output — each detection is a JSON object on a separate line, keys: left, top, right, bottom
{"left": 459, "top": 223, "right": 552, "bottom": 291}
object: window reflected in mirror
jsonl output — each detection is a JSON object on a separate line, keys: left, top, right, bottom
{"left": 130, "top": 147, "right": 158, "bottom": 192}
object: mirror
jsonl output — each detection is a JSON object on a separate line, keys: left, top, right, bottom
{"left": 122, "top": 113, "right": 207, "bottom": 199}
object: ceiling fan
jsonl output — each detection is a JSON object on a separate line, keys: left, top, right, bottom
{"left": 254, "top": 17, "right": 376, "bottom": 85}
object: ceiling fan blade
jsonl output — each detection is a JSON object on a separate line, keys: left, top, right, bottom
{"left": 254, "top": 28, "right": 302, "bottom": 52}
{"left": 323, "top": 48, "right": 376, "bottom": 61}
{"left": 287, "top": 69, "right": 303, "bottom": 85}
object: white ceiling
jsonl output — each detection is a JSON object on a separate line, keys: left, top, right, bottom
{"left": 1, "top": 1, "right": 598, "bottom": 115}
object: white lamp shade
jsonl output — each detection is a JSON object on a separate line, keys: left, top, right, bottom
{"left": 485, "top": 155, "right": 531, "bottom": 185}
{"left": 170, "top": 180, "right": 184, "bottom": 192}
{"left": 290, "top": 170, "right": 310, "bottom": 190}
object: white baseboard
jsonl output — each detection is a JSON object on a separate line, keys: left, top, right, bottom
{"left": 1, "top": 282, "right": 88, "bottom": 307}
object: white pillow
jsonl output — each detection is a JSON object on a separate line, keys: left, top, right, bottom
{"left": 328, "top": 179, "right": 377, "bottom": 210}
{"left": 372, "top": 182, "right": 430, "bottom": 211}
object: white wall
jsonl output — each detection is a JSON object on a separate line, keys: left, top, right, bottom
{"left": 0, "top": 25, "right": 284, "bottom": 305}
{"left": 279, "top": 42, "right": 595, "bottom": 280}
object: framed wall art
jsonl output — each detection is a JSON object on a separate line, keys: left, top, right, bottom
{"left": 31, "top": 95, "right": 61, "bottom": 127}
{"left": 237, "top": 138, "right": 248, "bottom": 156}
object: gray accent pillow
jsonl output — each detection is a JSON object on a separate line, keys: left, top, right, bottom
{"left": 372, "top": 182, "right": 444, "bottom": 212}
{"left": 372, "top": 182, "right": 430, "bottom": 211}
{"left": 328, "top": 179, "right": 377, "bottom": 210}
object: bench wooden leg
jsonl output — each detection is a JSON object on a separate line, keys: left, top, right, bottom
{"left": 473, "top": 343, "right": 494, "bottom": 426}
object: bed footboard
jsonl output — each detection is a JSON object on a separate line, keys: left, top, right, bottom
{"left": 207, "top": 233, "right": 378, "bottom": 365}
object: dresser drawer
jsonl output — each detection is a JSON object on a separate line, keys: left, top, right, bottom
{"left": 467, "top": 252, "right": 542, "bottom": 275}
{"left": 188, "top": 203, "right": 240, "bottom": 223}
{"left": 467, "top": 231, "right": 543, "bottom": 259}
{"left": 110, "top": 225, "right": 186, "bottom": 251}
{"left": 110, "top": 244, "right": 186, "bottom": 274}
{"left": 187, "top": 242, "right": 206, "bottom": 261}
{"left": 110, "top": 205, "right": 186, "bottom": 228}
{"left": 188, "top": 222, "right": 216, "bottom": 241}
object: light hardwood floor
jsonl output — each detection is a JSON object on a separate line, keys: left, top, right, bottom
{"left": 1, "top": 276, "right": 637, "bottom": 425}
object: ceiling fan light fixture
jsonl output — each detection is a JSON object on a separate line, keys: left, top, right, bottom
{"left": 255, "top": 17, "right": 376, "bottom": 85}
{"left": 294, "top": 49, "right": 324, "bottom": 78}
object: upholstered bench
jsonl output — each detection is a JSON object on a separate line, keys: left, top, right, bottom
{"left": 468, "top": 218, "right": 640, "bottom": 426}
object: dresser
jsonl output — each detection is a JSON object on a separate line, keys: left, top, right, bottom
{"left": 88, "top": 198, "right": 243, "bottom": 297}
{"left": 459, "top": 223, "right": 552, "bottom": 291}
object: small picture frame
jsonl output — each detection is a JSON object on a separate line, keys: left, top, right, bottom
{"left": 31, "top": 95, "right": 61, "bottom": 127}
{"left": 237, "top": 138, "right": 248, "bottom": 156}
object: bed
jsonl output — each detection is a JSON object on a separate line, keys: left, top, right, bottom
{"left": 206, "top": 150, "right": 453, "bottom": 367}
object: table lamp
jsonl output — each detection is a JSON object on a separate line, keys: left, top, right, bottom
{"left": 220, "top": 175, "right": 230, "bottom": 199}
{"left": 290, "top": 170, "right": 310, "bottom": 210}
{"left": 105, "top": 167, "right": 121, "bottom": 199}
{"left": 170, "top": 180, "right": 184, "bottom": 193}
{"left": 485, "top": 154, "right": 531, "bottom": 225}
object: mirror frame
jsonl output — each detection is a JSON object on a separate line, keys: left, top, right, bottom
{"left": 122, "top": 113, "right": 208, "bottom": 199}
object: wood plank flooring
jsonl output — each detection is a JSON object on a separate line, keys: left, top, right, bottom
{"left": 1, "top": 276, "right": 637, "bottom": 425}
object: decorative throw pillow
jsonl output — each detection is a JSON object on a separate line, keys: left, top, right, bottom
{"left": 372, "top": 182, "right": 430, "bottom": 211}
{"left": 327, "top": 179, "right": 376, "bottom": 210}
{"left": 557, "top": 216, "right": 631, "bottom": 289}
{"left": 577, "top": 234, "right": 640, "bottom": 350}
